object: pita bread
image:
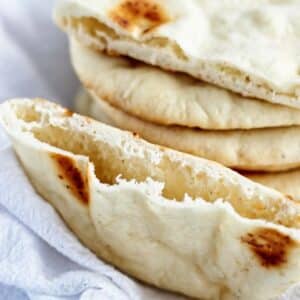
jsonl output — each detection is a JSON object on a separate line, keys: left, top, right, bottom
{"left": 246, "top": 170, "right": 300, "bottom": 202}
{"left": 76, "top": 90, "right": 300, "bottom": 172}
{"left": 54, "top": 0, "right": 300, "bottom": 108}
{"left": 2, "top": 98, "right": 300, "bottom": 300}
{"left": 70, "top": 39, "right": 300, "bottom": 130}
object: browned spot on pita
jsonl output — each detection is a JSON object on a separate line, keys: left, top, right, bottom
{"left": 241, "top": 228, "right": 296, "bottom": 268}
{"left": 64, "top": 109, "right": 74, "bottom": 117}
{"left": 126, "top": 57, "right": 143, "bottom": 68}
{"left": 51, "top": 153, "right": 89, "bottom": 205}
{"left": 102, "top": 48, "right": 121, "bottom": 57}
{"left": 284, "top": 194, "right": 300, "bottom": 204}
{"left": 109, "top": 0, "right": 170, "bottom": 33}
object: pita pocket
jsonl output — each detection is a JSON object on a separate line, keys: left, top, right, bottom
{"left": 55, "top": 0, "right": 300, "bottom": 108}
{"left": 2, "top": 99, "right": 300, "bottom": 300}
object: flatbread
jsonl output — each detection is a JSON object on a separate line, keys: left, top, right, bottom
{"left": 246, "top": 170, "right": 300, "bottom": 201}
{"left": 76, "top": 90, "right": 300, "bottom": 172}
{"left": 54, "top": 0, "right": 300, "bottom": 108}
{"left": 2, "top": 98, "right": 300, "bottom": 300}
{"left": 70, "top": 39, "right": 300, "bottom": 130}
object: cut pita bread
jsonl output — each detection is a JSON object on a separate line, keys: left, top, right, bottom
{"left": 2, "top": 98, "right": 300, "bottom": 300}
{"left": 54, "top": 0, "right": 300, "bottom": 108}
{"left": 77, "top": 88, "right": 300, "bottom": 200}
{"left": 76, "top": 90, "right": 300, "bottom": 200}
{"left": 70, "top": 39, "right": 300, "bottom": 130}
{"left": 76, "top": 90, "right": 300, "bottom": 172}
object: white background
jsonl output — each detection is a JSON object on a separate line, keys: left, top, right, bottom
{"left": 0, "top": 0, "right": 78, "bottom": 106}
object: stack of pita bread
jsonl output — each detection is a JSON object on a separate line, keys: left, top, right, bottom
{"left": 53, "top": 0, "right": 300, "bottom": 202}
{"left": 2, "top": 1, "right": 300, "bottom": 299}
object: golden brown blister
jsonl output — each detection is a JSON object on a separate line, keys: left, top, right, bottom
{"left": 242, "top": 228, "right": 297, "bottom": 268}
{"left": 52, "top": 153, "right": 89, "bottom": 205}
{"left": 109, "top": 0, "right": 170, "bottom": 33}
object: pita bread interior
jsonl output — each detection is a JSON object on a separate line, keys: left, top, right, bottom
{"left": 76, "top": 88, "right": 300, "bottom": 201}
{"left": 70, "top": 38, "right": 300, "bottom": 130}
{"left": 75, "top": 90, "right": 300, "bottom": 172}
{"left": 2, "top": 98, "right": 300, "bottom": 300}
{"left": 54, "top": 0, "right": 300, "bottom": 108}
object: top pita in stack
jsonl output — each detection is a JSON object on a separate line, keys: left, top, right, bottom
{"left": 54, "top": 1, "right": 300, "bottom": 172}
{"left": 54, "top": 0, "right": 300, "bottom": 106}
